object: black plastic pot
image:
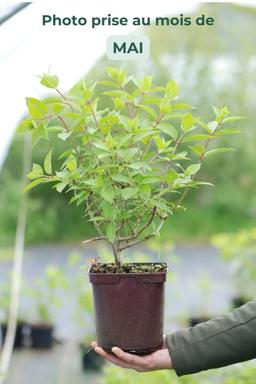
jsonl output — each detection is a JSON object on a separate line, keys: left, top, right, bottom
{"left": 1, "top": 322, "right": 24, "bottom": 348}
{"left": 30, "top": 324, "right": 53, "bottom": 349}
{"left": 189, "top": 316, "right": 210, "bottom": 327}
{"left": 232, "top": 296, "right": 248, "bottom": 309}
{"left": 89, "top": 262, "right": 167, "bottom": 355}
{"left": 80, "top": 344, "right": 104, "bottom": 371}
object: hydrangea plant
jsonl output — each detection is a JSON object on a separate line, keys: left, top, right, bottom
{"left": 19, "top": 67, "right": 242, "bottom": 267}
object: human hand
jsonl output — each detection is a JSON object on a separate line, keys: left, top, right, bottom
{"left": 91, "top": 335, "right": 172, "bottom": 372}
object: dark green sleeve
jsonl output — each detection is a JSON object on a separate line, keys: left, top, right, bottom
{"left": 166, "top": 301, "right": 256, "bottom": 376}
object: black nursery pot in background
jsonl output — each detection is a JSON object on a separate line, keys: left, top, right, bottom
{"left": 80, "top": 344, "right": 104, "bottom": 371}
{"left": 30, "top": 324, "right": 53, "bottom": 349}
{"left": 232, "top": 296, "right": 248, "bottom": 309}
{"left": 0, "top": 322, "right": 24, "bottom": 348}
{"left": 89, "top": 262, "right": 168, "bottom": 355}
{"left": 189, "top": 316, "right": 210, "bottom": 327}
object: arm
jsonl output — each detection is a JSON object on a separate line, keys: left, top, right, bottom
{"left": 92, "top": 300, "right": 256, "bottom": 375}
{"left": 167, "top": 300, "right": 256, "bottom": 376}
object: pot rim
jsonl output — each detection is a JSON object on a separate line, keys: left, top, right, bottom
{"left": 88, "top": 261, "right": 168, "bottom": 276}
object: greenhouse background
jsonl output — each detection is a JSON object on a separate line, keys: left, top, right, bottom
{"left": 0, "top": 1, "right": 256, "bottom": 383}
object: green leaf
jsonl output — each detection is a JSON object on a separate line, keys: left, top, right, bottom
{"left": 160, "top": 98, "right": 172, "bottom": 114}
{"left": 99, "top": 80, "right": 117, "bottom": 88}
{"left": 47, "top": 125, "right": 63, "bottom": 133}
{"left": 138, "top": 105, "right": 157, "bottom": 119}
{"left": 52, "top": 103, "right": 65, "bottom": 114}
{"left": 185, "top": 163, "right": 201, "bottom": 176}
{"left": 40, "top": 73, "right": 59, "bottom": 88}
{"left": 106, "top": 222, "right": 116, "bottom": 243}
{"left": 141, "top": 76, "right": 152, "bottom": 91}
{"left": 113, "top": 98, "right": 125, "bottom": 111}
{"left": 67, "top": 159, "right": 77, "bottom": 172}
{"left": 117, "top": 148, "right": 138, "bottom": 160}
{"left": 58, "top": 132, "right": 72, "bottom": 141}
{"left": 100, "top": 188, "right": 114, "bottom": 203}
{"left": 32, "top": 123, "right": 48, "bottom": 146}
{"left": 17, "top": 119, "right": 34, "bottom": 133}
{"left": 216, "top": 129, "right": 241, "bottom": 136}
{"left": 181, "top": 113, "right": 196, "bottom": 132}
{"left": 23, "top": 178, "right": 46, "bottom": 193}
{"left": 207, "top": 121, "right": 219, "bottom": 133}
{"left": 165, "top": 169, "right": 179, "bottom": 184}
{"left": 158, "top": 123, "right": 177, "bottom": 139}
{"left": 151, "top": 199, "right": 172, "bottom": 212}
{"left": 102, "top": 201, "right": 115, "bottom": 219}
{"left": 44, "top": 149, "right": 53, "bottom": 174}
{"left": 112, "top": 175, "right": 130, "bottom": 183}
{"left": 182, "top": 134, "right": 213, "bottom": 143}
{"left": 99, "top": 114, "right": 119, "bottom": 135}
{"left": 139, "top": 185, "right": 151, "bottom": 199}
{"left": 55, "top": 182, "right": 68, "bottom": 193}
{"left": 26, "top": 97, "right": 48, "bottom": 119}
{"left": 141, "top": 176, "right": 161, "bottom": 184}
{"left": 27, "top": 164, "right": 43, "bottom": 179}
{"left": 204, "top": 148, "right": 235, "bottom": 158}
{"left": 151, "top": 86, "right": 165, "bottom": 93}
{"left": 196, "top": 181, "right": 214, "bottom": 187}
{"left": 190, "top": 145, "right": 205, "bottom": 157}
{"left": 166, "top": 80, "right": 179, "bottom": 100}
{"left": 129, "top": 162, "right": 152, "bottom": 171}
{"left": 106, "top": 67, "right": 119, "bottom": 80}
{"left": 121, "top": 188, "right": 138, "bottom": 200}
{"left": 173, "top": 103, "right": 194, "bottom": 109}
{"left": 223, "top": 116, "right": 245, "bottom": 124}
{"left": 195, "top": 118, "right": 208, "bottom": 132}
{"left": 171, "top": 151, "right": 189, "bottom": 160}
{"left": 133, "top": 129, "right": 154, "bottom": 143}
{"left": 93, "top": 141, "right": 111, "bottom": 152}
{"left": 37, "top": 122, "right": 49, "bottom": 140}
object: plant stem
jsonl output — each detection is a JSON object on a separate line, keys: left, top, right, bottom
{"left": 112, "top": 244, "right": 121, "bottom": 269}
{"left": 57, "top": 116, "right": 80, "bottom": 158}
{"left": 119, "top": 206, "right": 157, "bottom": 243}
{"left": 119, "top": 234, "right": 154, "bottom": 251}
{"left": 139, "top": 114, "right": 163, "bottom": 160}
{"left": 87, "top": 101, "right": 99, "bottom": 128}
{"left": 82, "top": 236, "right": 107, "bottom": 245}
{"left": 55, "top": 88, "right": 75, "bottom": 112}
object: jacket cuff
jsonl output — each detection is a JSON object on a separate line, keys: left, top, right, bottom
{"left": 166, "top": 331, "right": 203, "bottom": 377}
{"left": 166, "top": 332, "right": 185, "bottom": 376}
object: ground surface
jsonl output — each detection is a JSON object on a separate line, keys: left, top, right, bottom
{"left": 5, "top": 342, "right": 103, "bottom": 384}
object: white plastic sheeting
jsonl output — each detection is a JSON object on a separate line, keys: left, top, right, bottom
{"left": 0, "top": 1, "right": 199, "bottom": 169}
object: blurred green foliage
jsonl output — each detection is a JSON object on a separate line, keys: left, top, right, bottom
{"left": 212, "top": 228, "right": 256, "bottom": 300}
{"left": 1, "top": 3, "right": 256, "bottom": 246}
{"left": 103, "top": 363, "right": 256, "bottom": 384}
{"left": 27, "top": 264, "right": 69, "bottom": 324}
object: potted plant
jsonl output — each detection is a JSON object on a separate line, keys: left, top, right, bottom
{"left": 20, "top": 67, "right": 241, "bottom": 354}
{"left": 26, "top": 265, "right": 68, "bottom": 349}
{"left": 0, "top": 277, "right": 25, "bottom": 348}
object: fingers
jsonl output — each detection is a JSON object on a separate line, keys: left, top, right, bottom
{"left": 112, "top": 347, "right": 153, "bottom": 371}
{"left": 91, "top": 342, "right": 135, "bottom": 369}
{"left": 90, "top": 341, "right": 156, "bottom": 372}
{"left": 112, "top": 347, "right": 143, "bottom": 364}
{"left": 91, "top": 341, "right": 98, "bottom": 348}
